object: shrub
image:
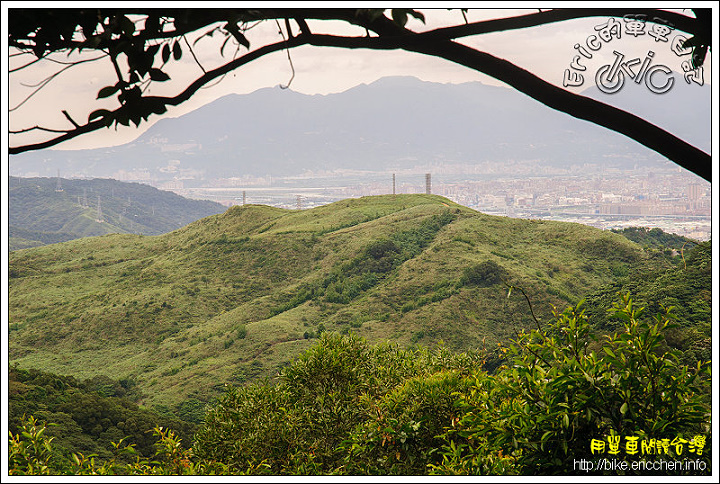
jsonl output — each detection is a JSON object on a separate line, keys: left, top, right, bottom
{"left": 343, "top": 371, "right": 475, "bottom": 475}
{"left": 433, "top": 293, "right": 711, "bottom": 475}
{"left": 192, "top": 333, "right": 485, "bottom": 474}
{"left": 461, "top": 260, "right": 507, "bottom": 287}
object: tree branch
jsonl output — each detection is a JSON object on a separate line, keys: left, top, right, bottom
{"left": 9, "top": 36, "right": 304, "bottom": 154}
{"left": 406, "top": 8, "right": 708, "bottom": 43}
{"left": 405, "top": 40, "right": 711, "bottom": 181}
{"left": 9, "top": 126, "right": 72, "bottom": 135}
{"left": 183, "top": 34, "right": 206, "bottom": 74}
{"left": 301, "top": 33, "right": 711, "bottom": 180}
{"left": 62, "top": 110, "right": 80, "bottom": 129}
{"left": 9, "top": 9, "right": 712, "bottom": 183}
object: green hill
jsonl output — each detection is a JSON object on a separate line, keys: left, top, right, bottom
{"left": 611, "top": 226, "right": 699, "bottom": 250}
{"left": 8, "top": 176, "right": 226, "bottom": 250}
{"left": 8, "top": 194, "right": 674, "bottom": 409}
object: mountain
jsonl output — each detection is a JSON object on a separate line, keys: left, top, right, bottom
{"left": 580, "top": 76, "right": 711, "bottom": 153}
{"left": 9, "top": 76, "right": 710, "bottom": 183}
{"left": 10, "top": 193, "right": 674, "bottom": 409}
{"left": 8, "top": 176, "right": 226, "bottom": 251}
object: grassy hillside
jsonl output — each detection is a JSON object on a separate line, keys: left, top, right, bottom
{"left": 9, "top": 194, "right": 658, "bottom": 409}
{"left": 582, "top": 239, "right": 711, "bottom": 367}
{"left": 8, "top": 176, "right": 226, "bottom": 250}
{"left": 611, "top": 226, "right": 699, "bottom": 250}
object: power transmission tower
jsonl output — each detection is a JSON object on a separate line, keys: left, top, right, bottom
{"left": 296, "top": 195, "right": 302, "bottom": 210}
{"left": 392, "top": 173, "right": 396, "bottom": 196}
{"left": 243, "top": 190, "right": 246, "bottom": 205}
{"left": 95, "top": 196, "right": 104, "bottom": 223}
{"left": 55, "top": 169, "right": 63, "bottom": 192}
{"left": 425, "top": 173, "right": 431, "bottom": 194}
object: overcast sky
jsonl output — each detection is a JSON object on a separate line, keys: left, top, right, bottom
{"left": 4, "top": 5, "right": 716, "bottom": 151}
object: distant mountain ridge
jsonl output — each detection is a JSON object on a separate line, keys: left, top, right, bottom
{"left": 9, "top": 176, "right": 226, "bottom": 250}
{"left": 10, "top": 76, "right": 710, "bottom": 184}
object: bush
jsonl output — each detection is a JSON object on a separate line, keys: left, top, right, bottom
{"left": 10, "top": 295, "right": 710, "bottom": 476}
{"left": 433, "top": 293, "right": 711, "bottom": 475}
{"left": 343, "top": 371, "right": 475, "bottom": 475}
{"left": 192, "top": 333, "right": 485, "bottom": 474}
{"left": 461, "top": 260, "right": 507, "bottom": 287}
{"left": 8, "top": 415, "right": 229, "bottom": 475}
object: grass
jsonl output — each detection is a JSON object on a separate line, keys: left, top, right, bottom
{"left": 8, "top": 194, "right": 656, "bottom": 409}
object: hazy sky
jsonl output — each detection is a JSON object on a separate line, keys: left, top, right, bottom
{"left": 4, "top": 5, "right": 716, "bottom": 151}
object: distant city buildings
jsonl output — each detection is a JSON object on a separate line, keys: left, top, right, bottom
{"left": 166, "top": 164, "right": 711, "bottom": 241}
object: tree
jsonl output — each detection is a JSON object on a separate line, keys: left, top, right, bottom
{"left": 431, "top": 295, "right": 711, "bottom": 475}
{"left": 8, "top": 8, "right": 712, "bottom": 181}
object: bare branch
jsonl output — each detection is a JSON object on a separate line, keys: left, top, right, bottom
{"left": 183, "top": 34, "right": 207, "bottom": 74}
{"left": 62, "top": 110, "right": 81, "bottom": 129}
{"left": 9, "top": 35, "right": 302, "bottom": 154}
{"left": 10, "top": 54, "right": 48, "bottom": 72}
{"left": 294, "top": 17, "right": 311, "bottom": 36}
{"left": 11, "top": 62, "right": 82, "bottom": 112}
{"left": 275, "top": 19, "right": 295, "bottom": 90}
{"left": 284, "top": 18, "right": 293, "bottom": 39}
{"left": 9, "top": 126, "right": 72, "bottom": 135}
{"left": 45, "top": 54, "right": 108, "bottom": 66}
{"left": 9, "top": 50, "right": 34, "bottom": 58}
{"left": 10, "top": 55, "right": 108, "bottom": 120}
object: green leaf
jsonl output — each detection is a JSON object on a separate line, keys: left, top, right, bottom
{"left": 603, "top": 347, "right": 616, "bottom": 359}
{"left": 173, "top": 41, "right": 182, "bottom": 60}
{"left": 224, "top": 22, "right": 250, "bottom": 49}
{"left": 620, "top": 402, "right": 628, "bottom": 415}
{"left": 408, "top": 10, "right": 426, "bottom": 23}
{"left": 391, "top": 9, "right": 408, "bottom": 27}
{"left": 97, "top": 85, "right": 119, "bottom": 99}
{"left": 120, "top": 16, "right": 135, "bottom": 36}
{"left": 145, "top": 44, "right": 160, "bottom": 59}
{"left": 88, "top": 109, "right": 112, "bottom": 122}
{"left": 149, "top": 68, "right": 170, "bottom": 81}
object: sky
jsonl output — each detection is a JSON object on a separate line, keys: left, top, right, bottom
{"left": 4, "top": 5, "right": 716, "bottom": 151}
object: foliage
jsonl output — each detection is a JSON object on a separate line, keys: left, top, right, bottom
{"left": 583, "top": 240, "right": 712, "bottom": 367}
{"left": 7, "top": 366, "right": 197, "bottom": 461}
{"left": 193, "top": 332, "right": 485, "bottom": 474}
{"left": 612, "top": 227, "right": 698, "bottom": 251}
{"left": 9, "top": 416, "right": 229, "bottom": 476}
{"left": 433, "top": 294, "right": 711, "bottom": 475}
{"left": 460, "top": 260, "right": 507, "bottom": 287}
{"left": 8, "top": 293, "right": 712, "bottom": 475}
{"left": 342, "top": 370, "right": 476, "bottom": 475}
